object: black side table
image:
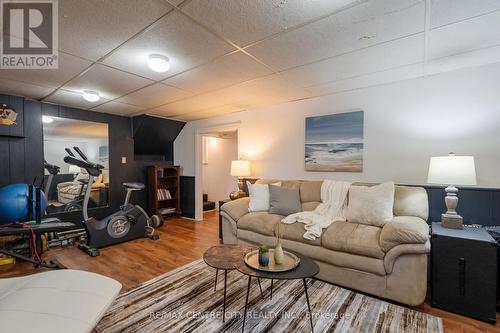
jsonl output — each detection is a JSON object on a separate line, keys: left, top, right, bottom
{"left": 203, "top": 245, "right": 264, "bottom": 322}
{"left": 431, "top": 222, "right": 497, "bottom": 323}
{"left": 236, "top": 252, "right": 320, "bottom": 332}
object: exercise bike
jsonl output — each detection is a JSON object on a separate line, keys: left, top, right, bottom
{"left": 64, "top": 147, "right": 161, "bottom": 257}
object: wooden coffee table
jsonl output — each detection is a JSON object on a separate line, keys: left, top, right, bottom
{"left": 203, "top": 244, "right": 264, "bottom": 322}
{"left": 236, "top": 251, "right": 320, "bottom": 332}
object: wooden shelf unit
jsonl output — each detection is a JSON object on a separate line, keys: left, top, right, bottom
{"left": 148, "top": 165, "right": 180, "bottom": 218}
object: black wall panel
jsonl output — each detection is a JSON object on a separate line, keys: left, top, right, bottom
{"left": 180, "top": 176, "right": 195, "bottom": 219}
{"left": 426, "top": 186, "right": 500, "bottom": 226}
{"left": 0, "top": 94, "right": 24, "bottom": 137}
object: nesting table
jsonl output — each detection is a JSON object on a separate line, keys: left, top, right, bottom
{"left": 203, "top": 245, "right": 264, "bottom": 322}
{"left": 236, "top": 251, "right": 319, "bottom": 332}
{"left": 203, "top": 245, "right": 319, "bottom": 332}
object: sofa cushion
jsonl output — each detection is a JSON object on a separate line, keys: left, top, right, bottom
{"left": 255, "top": 179, "right": 300, "bottom": 190}
{"left": 280, "top": 222, "right": 321, "bottom": 246}
{"left": 379, "top": 216, "right": 429, "bottom": 252}
{"left": 236, "top": 230, "right": 386, "bottom": 276}
{"left": 299, "top": 181, "right": 322, "bottom": 203}
{"left": 269, "top": 185, "right": 301, "bottom": 216}
{"left": 301, "top": 201, "right": 320, "bottom": 211}
{"left": 394, "top": 186, "right": 429, "bottom": 221}
{"left": 346, "top": 182, "right": 395, "bottom": 227}
{"left": 238, "top": 212, "right": 282, "bottom": 236}
{"left": 322, "top": 221, "right": 385, "bottom": 259}
{"left": 247, "top": 181, "right": 281, "bottom": 212}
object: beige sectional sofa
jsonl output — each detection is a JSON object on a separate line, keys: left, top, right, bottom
{"left": 220, "top": 179, "right": 430, "bottom": 306}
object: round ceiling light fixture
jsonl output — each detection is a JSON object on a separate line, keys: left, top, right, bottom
{"left": 148, "top": 54, "right": 170, "bottom": 73}
{"left": 42, "top": 115, "right": 53, "bottom": 123}
{"left": 82, "top": 90, "right": 100, "bottom": 102}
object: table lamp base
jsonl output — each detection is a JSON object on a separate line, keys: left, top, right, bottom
{"left": 442, "top": 213, "right": 463, "bottom": 229}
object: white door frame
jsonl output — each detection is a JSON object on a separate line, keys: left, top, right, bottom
{"left": 194, "top": 121, "right": 241, "bottom": 220}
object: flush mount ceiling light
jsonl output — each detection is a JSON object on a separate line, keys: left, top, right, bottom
{"left": 42, "top": 115, "right": 53, "bottom": 123}
{"left": 82, "top": 90, "right": 100, "bottom": 102}
{"left": 148, "top": 54, "right": 170, "bottom": 73}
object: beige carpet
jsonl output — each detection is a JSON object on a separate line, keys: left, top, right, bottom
{"left": 97, "top": 259, "right": 443, "bottom": 333}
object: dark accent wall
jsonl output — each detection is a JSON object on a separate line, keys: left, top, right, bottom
{"left": 0, "top": 95, "right": 43, "bottom": 187}
{"left": 426, "top": 186, "right": 500, "bottom": 226}
{"left": 180, "top": 176, "right": 195, "bottom": 219}
{"left": 0, "top": 94, "right": 189, "bottom": 225}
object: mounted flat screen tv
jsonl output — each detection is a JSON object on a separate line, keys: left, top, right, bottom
{"left": 132, "top": 115, "right": 185, "bottom": 162}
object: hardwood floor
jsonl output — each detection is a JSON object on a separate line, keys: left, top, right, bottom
{"left": 1, "top": 210, "right": 499, "bottom": 333}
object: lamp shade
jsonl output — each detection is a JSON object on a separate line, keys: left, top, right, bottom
{"left": 427, "top": 154, "right": 477, "bottom": 186}
{"left": 69, "top": 165, "right": 81, "bottom": 174}
{"left": 230, "top": 160, "right": 251, "bottom": 177}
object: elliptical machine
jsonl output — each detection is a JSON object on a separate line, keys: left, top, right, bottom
{"left": 64, "top": 147, "right": 160, "bottom": 257}
{"left": 44, "top": 154, "right": 97, "bottom": 214}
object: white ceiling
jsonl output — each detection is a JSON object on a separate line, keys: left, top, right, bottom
{"left": 1, "top": 0, "right": 499, "bottom": 121}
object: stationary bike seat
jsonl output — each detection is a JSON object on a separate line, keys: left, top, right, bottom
{"left": 123, "top": 182, "right": 145, "bottom": 190}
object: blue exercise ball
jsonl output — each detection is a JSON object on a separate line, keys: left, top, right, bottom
{"left": 0, "top": 184, "right": 48, "bottom": 224}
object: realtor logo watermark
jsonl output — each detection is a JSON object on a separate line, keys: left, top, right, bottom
{"left": 1, "top": 0, "right": 58, "bottom": 69}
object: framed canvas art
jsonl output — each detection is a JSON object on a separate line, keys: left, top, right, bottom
{"left": 305, "top": 110, "right": 364, "bottom": 172}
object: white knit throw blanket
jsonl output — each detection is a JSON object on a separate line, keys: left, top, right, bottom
{"left": 282, "top": 180, "right": 351, "bottom": 240}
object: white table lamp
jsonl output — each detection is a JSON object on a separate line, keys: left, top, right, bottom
{"left": 427, "top": 153, "right": 476, "bottom": 229}
{"left": 230, "top": 160, "right": 251, "bottom": 200}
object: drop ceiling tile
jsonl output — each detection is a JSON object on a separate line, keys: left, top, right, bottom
{"left": 115, "top": 83, "right": 192, "bottom": 108}
{"left": 430, "top": 0, "right": 500, "bottom": 28}
{"left": 172, "top": 105, "right": 245, "bottom": 121}
{"left": 157, "top": 74, "right": 312, "bottom": 115}
{"left": 62, "top": 64, "right": 153, "bottom": 100}
{"left": 91, "top": 101, "right": 144, "bottom": 116}
{"left": 281, "top": 33, "right": 424, "bottom": 87}
{"left": 59, "top": 0, "right": 174, "bottom": 60}
{"left": 307, "top": 63, "right": 423, "bottom": 95}
{"left": 163, "top": 51, "right": 273, "bottom": 94}
{"left": 0, "top": 79, "right": 54, "bottom": 100}
{"left": 425, "top": 45, "right": 500, "bottom": 76}
{"left": 428, "top": 11, "right": 500, "bottom": 60}
{"left": 152, "top": 90, "right": 229, "bottom": 115}
{"left": 246, "top": 0, "right": 425, "bottom": 71}
{"left": 0, "top": 52, "right": 92, "bottom": 89}
{"left": 45, "top": 89, "right": 110, "bottom": 110}
{"left": 103, "top": 11, "right": 236, "bottom": 80}
{"left": 212, "top": 74, "right": 313, "bottom": 110}
{"left": 181, "top": 0, "right": 365, "bottom": 46}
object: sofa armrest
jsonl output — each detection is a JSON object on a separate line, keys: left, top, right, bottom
{"left": 380, "top": 216, "right": 429, "bottom": 252}
{"left": 56, "top": 181, "right": 74, "bottom": 190}
{"left": 384, "top": 240, "right": 430, "bottom": 274}
{"left": 220, "top": 197, "right": 250, "bottom": 222}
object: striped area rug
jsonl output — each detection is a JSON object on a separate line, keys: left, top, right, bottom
{"left": 96, "top": 259, "right": 443, "bottom": 333}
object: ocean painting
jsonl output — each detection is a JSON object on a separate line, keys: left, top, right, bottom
{"left": 305, "top": 111, "right": 364, "bottom": 172}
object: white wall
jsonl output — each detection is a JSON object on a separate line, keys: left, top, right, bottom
{"left": 175, "top": 62, "right": 500, "bottom": 189}
{"left": 202, "top": 136, "right": 238, "bottom": 206}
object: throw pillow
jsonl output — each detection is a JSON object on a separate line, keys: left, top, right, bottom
{"left": 247, "top": 181, "right": 281, "bottom": 212}
{"left": 268, "top": 184, "right": 301, "bottom": 216}
{"left": 346, "top": 181, "right": 395, "bottom": 227}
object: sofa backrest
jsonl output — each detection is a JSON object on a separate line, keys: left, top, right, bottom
{"left": 255, "top": 179, "right": 429, "bottom": 221}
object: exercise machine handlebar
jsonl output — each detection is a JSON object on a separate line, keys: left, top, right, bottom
{"left": 63, "top": 156, "right": 104, "bottom": 177}
{"left": 73, "top": 146, "right": 89, "bottom": 161}
{"left": 44, "top": 160, "right": 60, "bottom": 175}
{"left": 65, "top": 148, "right": 75, "bottom": 157}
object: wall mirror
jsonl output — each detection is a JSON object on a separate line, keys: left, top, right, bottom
{"left": 43, "top": 116, "right": 109, "bottom": 214}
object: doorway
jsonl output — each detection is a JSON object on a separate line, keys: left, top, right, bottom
{"left": 201, "top": 131, "right": 238, "bottom": 216}
{"left": 195, "top": 122, "right": 240, "bottom": 220}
